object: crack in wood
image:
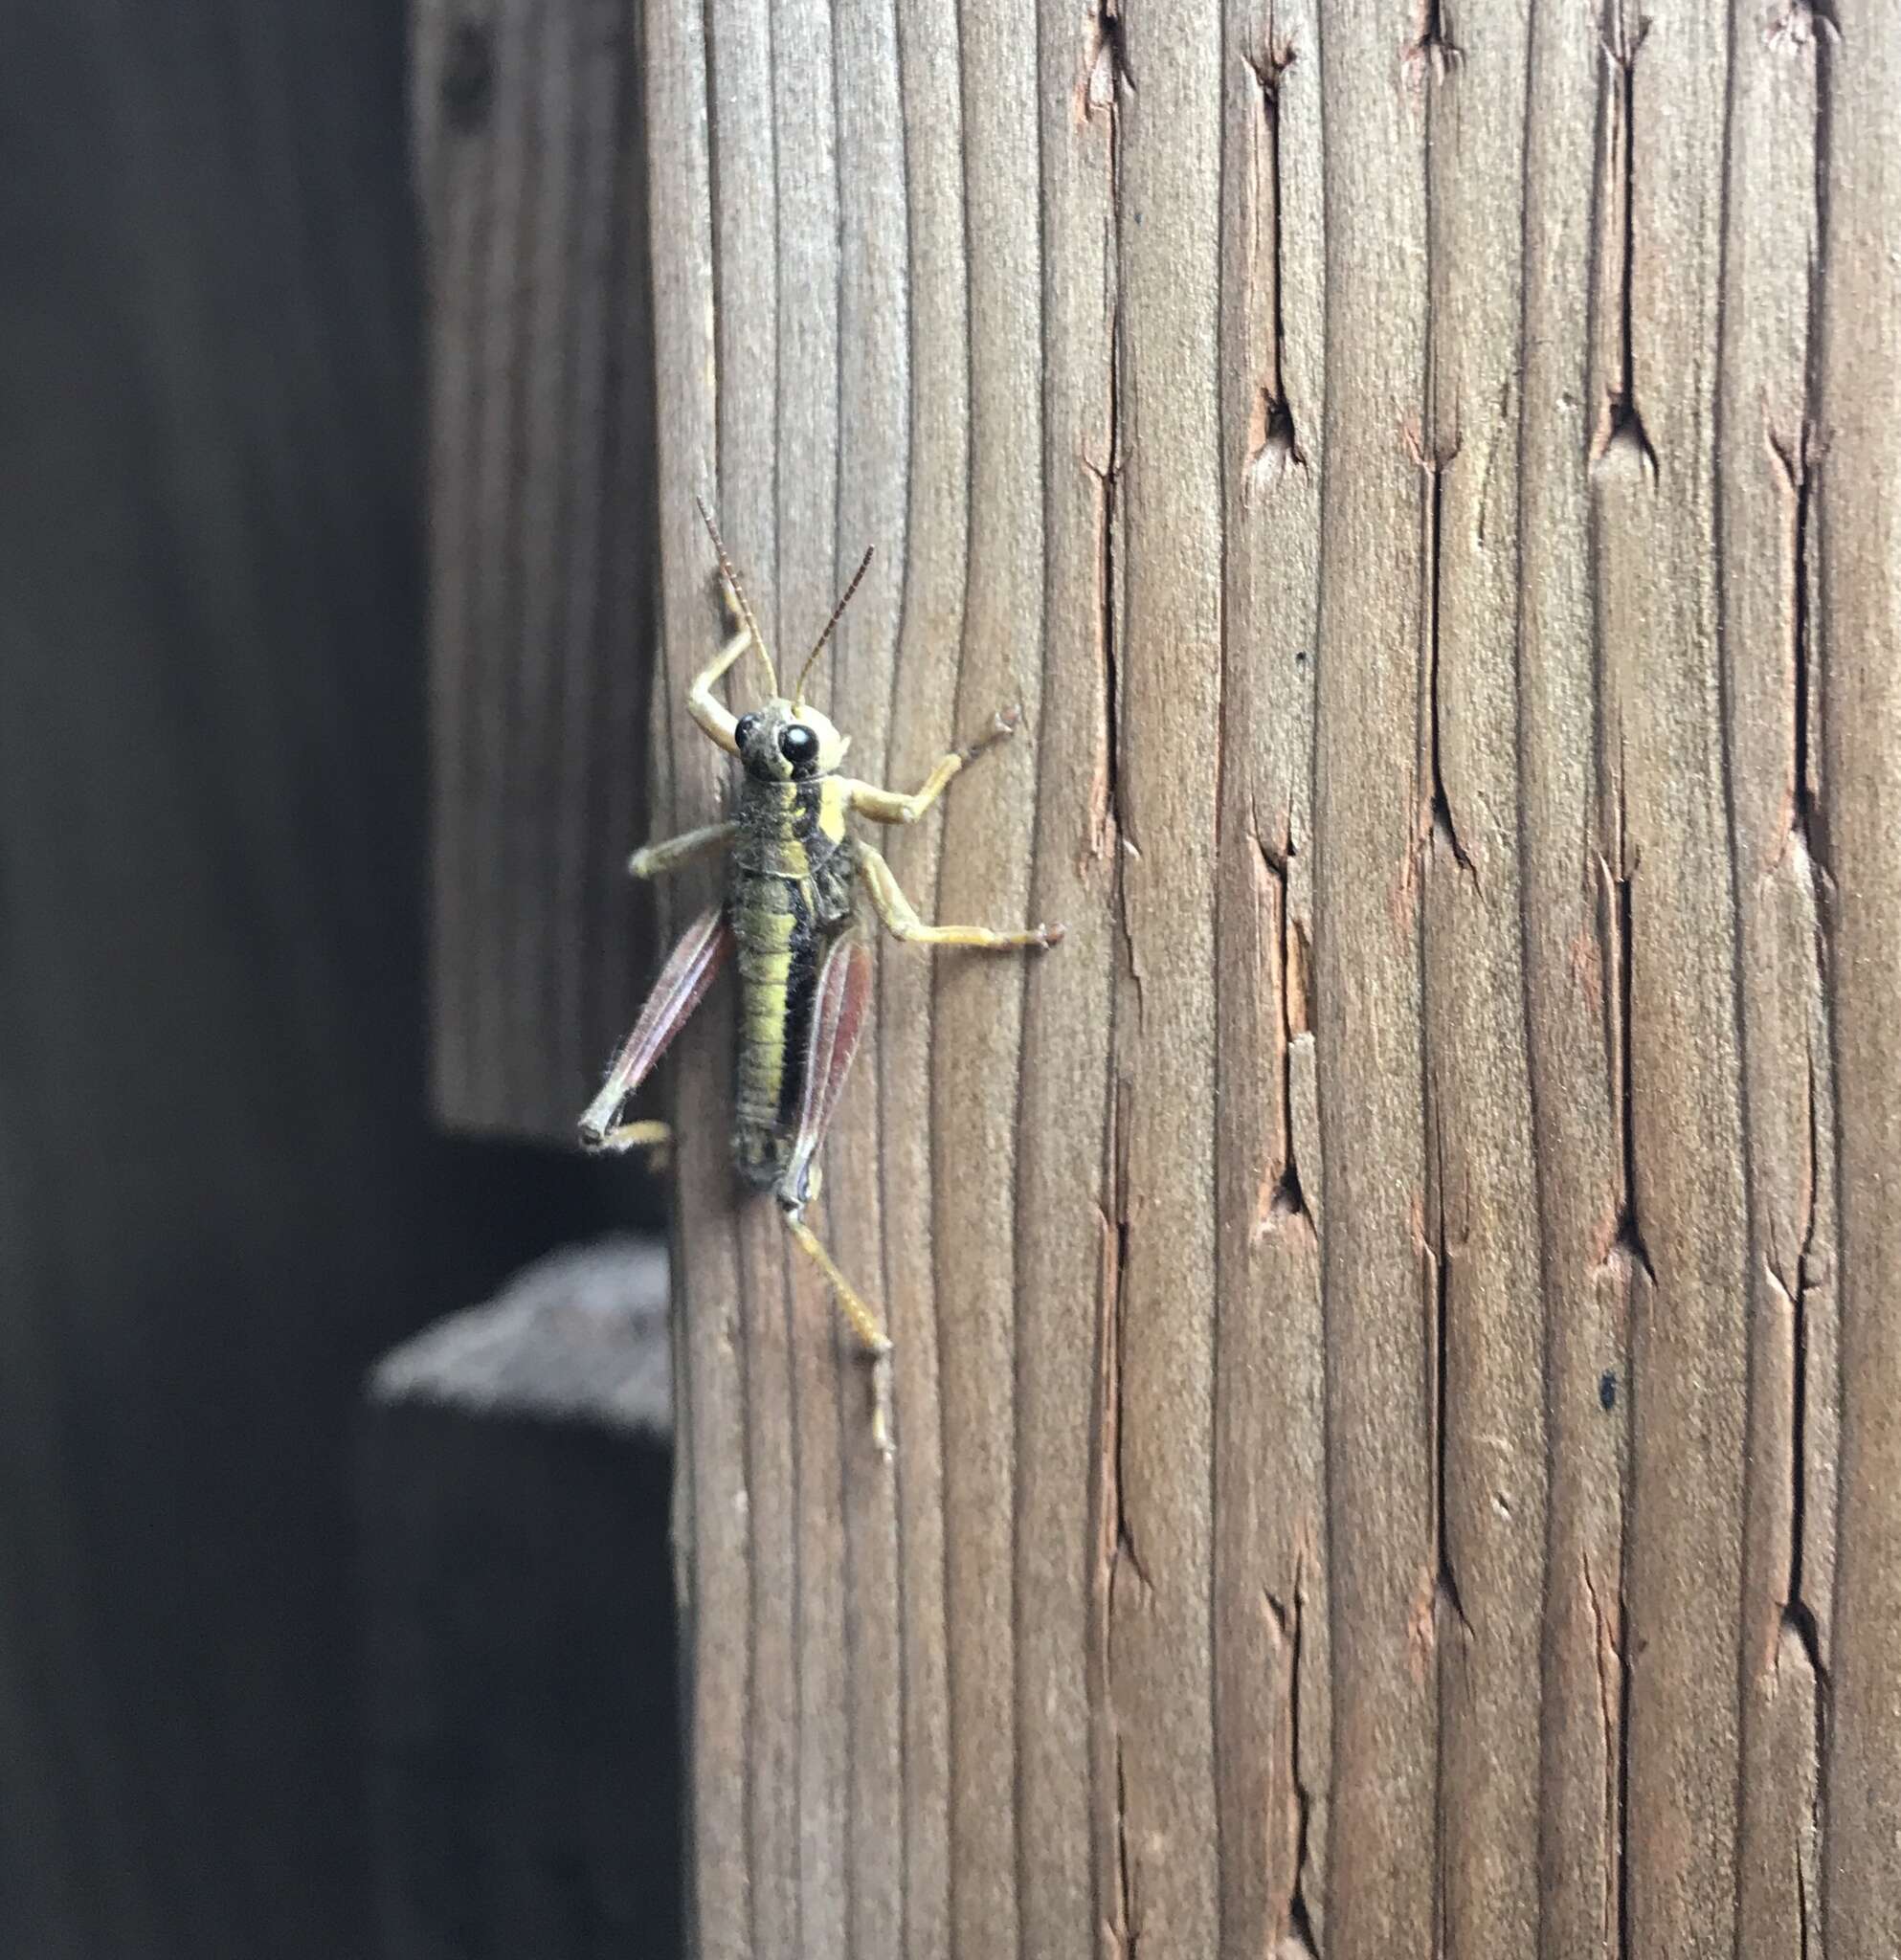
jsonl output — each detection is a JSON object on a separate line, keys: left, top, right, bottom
{"left": 1791, "top": 434, "right": 1818, "bottom": 858}
{"left": 1597, "top": 833, "right": 1655, "bottom": 1284}
{"left": 1098, "top": 981, "right": 1141, "bottom": 1960}
{"left": 1252, "top": 825, "right": 1313, "bottom": 1244}
{"left": 1764, "top": 0, "right": 1841, "bottom": 52}
{"left": 1081, "top": 0, "right": 1134, "bottom": 121}
{"left": 1243, "top": 38, "right": 1306, "bottom": 497}
{"left": 1404, "top": 0, "right": 1464, "bottom": 90}
{"left": 1112, "top": 1737, "right": 1139, "bottom": 1957}
{"left": 1767, "top": 419, "right": 1824, "bottom": 870}
{"left": 1765, "top": 1050, "right": 1829, "bottom": 1950}
{"left": 1761, "top": 85, "right": 1835, "bottom": 1937}
{"left": 1429, "top": 1189, "right": 1473, "bottom": 1646}
{"left": 1109, "top": 1200, "right": 1152, "bottom": 1607}
{"left": 1781, "top": 1045, "right": 1824, "bottom": 1658}
{"left": 1090, "top": 109, "right": 1141, "bottom": 1853}
{"left": 1582, "top": 1553, "right": 1631, "bottom": 1960}
{"left": 1420, "top": 441, "right": 1476, "bottom": 883}
{"left": 1085, "top": 4, "right": 1129, "bottom": 872}
{"left": 1590, "top": 10, "right": 1658, "bottom": 481}
{"left": 1263, "top": 1564, "right": 1320, "bottom": 1958}
{"left": 1089, "top": 431, "right": 1125, "bottom": 860}
{"left": 1095, "top": 1169, "right": 1138, "bottom": 1960}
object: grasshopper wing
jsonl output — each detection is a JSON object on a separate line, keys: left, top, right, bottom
{"left": 580, "top": 905, "right": 732, "bottom": 1145}
{"left": 783, "top": 931, "right": 874, "bottom": 1208}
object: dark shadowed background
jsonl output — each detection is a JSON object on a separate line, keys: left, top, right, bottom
{"left": 0, "top": 6, "right": 671, "bottom": 1954}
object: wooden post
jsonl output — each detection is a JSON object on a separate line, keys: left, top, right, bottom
{"left": 414, "top": 1, "right": 1901, "bottom": 1953}
{"left": 416, "top": 0, "right": 659, "bottom": 1141}
{"left": 361, "top": 1240, "right": 680, "bottom": 1959}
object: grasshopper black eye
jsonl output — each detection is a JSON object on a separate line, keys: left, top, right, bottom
{"left": 779, "top": 724, "right": 819, "bottom": 774}
{"left": 734, "top": 713, "right": 758, "bottom": 748}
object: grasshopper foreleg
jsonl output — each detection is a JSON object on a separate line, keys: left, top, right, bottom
{"left": 841, "top": 703, "right": 1022, "bottom": 825}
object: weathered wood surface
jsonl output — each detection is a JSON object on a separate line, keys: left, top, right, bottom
{"left": 417, "top": 0, "right": 660, "bottom": 1140}
{"left": 434, "top": 0, "right": 1901, "bottom": 1952}
{"left": 362, "top": 1238, "right": 681, "bottom": 1960}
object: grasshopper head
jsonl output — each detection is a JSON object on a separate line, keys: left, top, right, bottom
{"left": 734, "top": 700, "right": 849, "bottom": 782}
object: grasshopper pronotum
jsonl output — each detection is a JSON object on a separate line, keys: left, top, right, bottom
{"left": 579, "top": 501, "right": 1062, "bottom": 1451}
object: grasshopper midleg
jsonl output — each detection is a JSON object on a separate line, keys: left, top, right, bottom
{"left": 627, "top": 820, "right": 738, "bottom": 881}
{"left": 851, "top": 838, "right": 1057, "bottom": 950}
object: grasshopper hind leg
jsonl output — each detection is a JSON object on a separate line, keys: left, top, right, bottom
{"left": 779, "top": 1191, "right": 893, "bottom": 1456}
{"left": 771, "top": 933, "right": 892, "bottom": 1452}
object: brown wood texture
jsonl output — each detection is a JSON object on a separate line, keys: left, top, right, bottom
{"left": 418, "top": 0, "right": 659, "bottom": 1139}
{"left": 426, "top": 0, "right": 1901, "bottom": 1951}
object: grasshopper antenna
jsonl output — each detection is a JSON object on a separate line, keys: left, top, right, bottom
{"left": 694, "top": 495, "right": 779, "bottom": 697}
{"left": 794, "top": 545, "right": 875, "bottom": 710}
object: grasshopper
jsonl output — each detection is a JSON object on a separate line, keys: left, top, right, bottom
{"left": 579, "top": 501, "right": 1062, "bottom": 1451}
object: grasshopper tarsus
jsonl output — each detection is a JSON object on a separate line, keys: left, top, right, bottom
{"left": 868, "top": 1349, "right": 895, "bottom": 1459}
{"left": 961, "top": 702, "right": 1022, "bottom": 765}
{"left": 577, "top": 1116, "right": 672, "bottom": 1164}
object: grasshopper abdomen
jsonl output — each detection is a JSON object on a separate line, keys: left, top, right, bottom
{"left": 728, "top": 772, "right": 856, "bottom": 1202}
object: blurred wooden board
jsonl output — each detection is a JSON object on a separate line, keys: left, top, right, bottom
{"left": 362, "top": 1238, "right": 681, "bottom": 1960}
{"left": 0, "top": 6, "right": 655, "bottom": 1953}
{"left": 415, "top": 0, "right": 661, "bottom": 1143}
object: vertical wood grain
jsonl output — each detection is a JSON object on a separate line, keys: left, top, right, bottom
{"left": 1514, "top": 5, "right": 1630, "bottom": 1951}
{"left": 830, "top": 8, "right": 909, "bottom": 1952}
{"left": 931, "top": 11, "right": 1045, "bottom": 1953}
{"left": 1717, "top": 8, "right": 1833, "bottom": 1957}
{"left": 1816, "top": 5, "right": 1901, "bottom": 1953}
{"left": 638, "top": 4, "right": 752, "bottom": 1955}
{"left": 1597, "top": 7, "right": 1753, "bottom": 1951}
{"left": 1308, "top": 5, "right": 1435, "bottom": 1951}
{"left": 880, "top": 8, "right": 969, "bottom": 1950}
{"left": 605, "top": 1, "right": 1901, "bottom": 1950}
{"left": 421, "top": 0, "right": 657, "bottom": 1141}
{"left": 1017, "top": 6, "right": 1118, "bottom": 1959}
{"left": 1103, "top": 6, "right": 1226, "bottom": 1957}
{"left": 1213, "top": 3, "right": 1331, "bottom": 1955}
{"left": 1420, "top": 8, "right": 1548, "bottom": 1955}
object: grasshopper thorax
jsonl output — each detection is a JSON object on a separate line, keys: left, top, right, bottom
{"left": 733, "top": 699, "right": 850, "bottom": 783}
